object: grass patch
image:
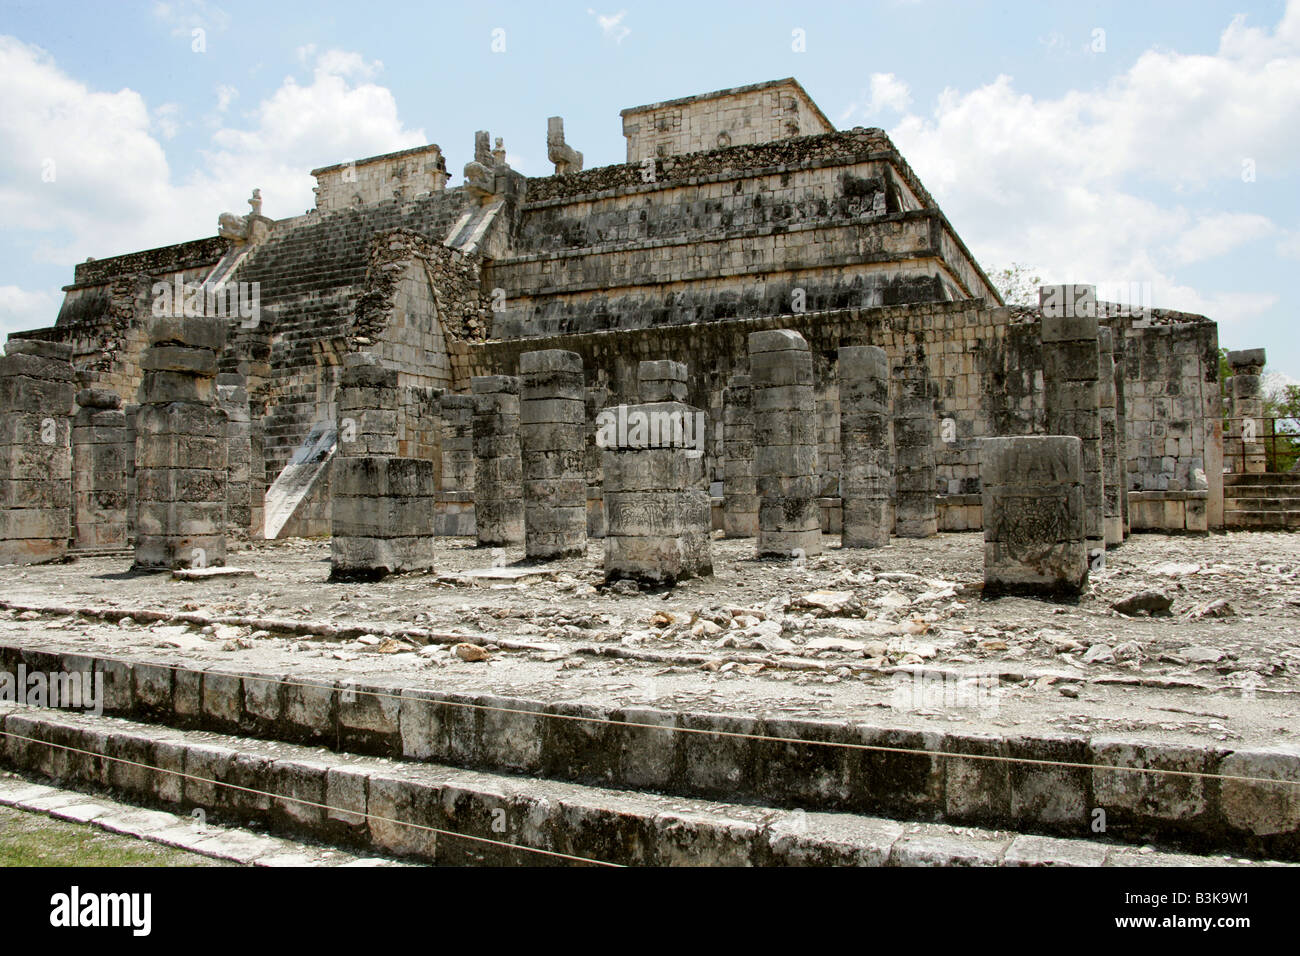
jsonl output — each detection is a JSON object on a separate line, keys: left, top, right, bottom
{"left": 0, "top": 804, "right": 234, "bottom": 867}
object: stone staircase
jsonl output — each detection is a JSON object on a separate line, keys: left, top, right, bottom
{"left": 1223, "top": 472, "right": 1300, "bottom": 530}
{"left": 0, "top": 637, "right": 1294, "bottom": 867}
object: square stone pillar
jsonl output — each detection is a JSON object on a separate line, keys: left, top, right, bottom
{"left": 72, "top": 387, "right": 128, "bottom": 551}
{"left": 1040, "top": 285, "right": 1105, "bottom": 560}
{"left": 722, "top": 373, "right": 758, "bottom": 538}
{"left": 331, "top": 457, "right": 436, "bottom": 581}
{"left": 749, "top": 330, "right": 821, "bottom": 558}
{"left": 216, "top": 375, "right": 253, "bottom": 538}
{"left": 638, "top": 360, "right": 687, "bottom": 402}
{"left": 472, "top": 374, "right": 524, "bottom": 547}
{"left": 330, "top": 355, "right": 435, "bottom": 580}
{"left": 520, "top": 349, "right": 587, "bottom": 559}
{"left": 602, "top": 401, "right": 712, "bottom": 585}
{"left": 893, "top": 368, "right": 937, "bottom": 538}
{"left": 839, "top": 345, "right": 893, "bottom": 548}
{"left": 1098, "top": 327, "right": 1124, "bottom": 547}
{"left": 437, "top": 393, "right": 476, "bottom": 535}
{"left": 1113, "top": 343, "right": 1130, "bottom": 537}
{"left": 584, "top": 385, "right": 608, "bottom": 539}
{"left": 981, "top": 436, "right": 1087, "bottom": 598}
{"left": 1228, "top": 348, "right": 1267, "bottom": 474}
{"left": 338, "top": 354, "right": 398, "bottom": 457}
{"left": 133, "top": 317, "right": 228, "bottom": 571}
{"left": 0, "top": 339, "right": 75, "bottom": 565}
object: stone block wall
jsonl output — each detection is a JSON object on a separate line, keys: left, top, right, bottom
{"left": 1121, "top": 319, "right": 1220, "bottom": 493}
{"left": 0, "top": 340, "right": 75, "bottom": 565}
{"left": 312, "top": 144, "right": 449, "bottom": 214}
{"left": 133, "top": 317, "right": 228, "bottom": 571}
{"left": 621, "top": 79, "right": 834, "bottom": 162}
{"left": 602, "top": 402, "right": 712, "bottom": 584}
{"left": 981, "top": 436, "right": 1087, "bottom": 598}
{"left": 72, "top": 387, "right": 128, "bottom": 550}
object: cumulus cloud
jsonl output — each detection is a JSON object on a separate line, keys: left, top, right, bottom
{"left": 152, "top": 0, "right": 230, "bottom": 36}
{"left": 873, "top": 2, "right": 1300, "bottom": 326}
{"left": 0, "top": 285, "right": 60, "bottom": 338}
{"left": 839, "top": 73, "right": 912, "bottom": 125}
{"left": 215, "top": 84, "right": 237, "bottom": 112}
{"left": 0, "top": 37, "right": 427, "bottom": 331}
{"left": 587, "top": 9, "right": 631, "bottom": 44}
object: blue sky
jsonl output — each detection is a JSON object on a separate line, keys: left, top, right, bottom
{"left": 2, "top": 0, "right": 1297, "bottom": 381}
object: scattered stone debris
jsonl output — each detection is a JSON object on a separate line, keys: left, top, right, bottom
{"left": 1189, "top": 599, "right": 1235, "bottom": 619}
{"left": 1179, "top": 645, "right": 1228, "bottom": 664}
{"left": 1111, "top": 590, "right": 1174, "bottom": 617}
{"left": 453, "top": 642, "right": 491, "bottom": 662}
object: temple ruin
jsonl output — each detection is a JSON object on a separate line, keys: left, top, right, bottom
{"left": 1, "top": 77, "right": 1293, "bottom": 574}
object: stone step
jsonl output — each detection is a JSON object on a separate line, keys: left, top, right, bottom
{"left": 1223, "top": 472, "right": 1300, "bottom": 488}
{"left": 1223, "top": 510, "right": 1300, "bottom": 530}
{"left": 0, "top": 638, "right": 1296, "bottom": 861}
{"left": 1223, "top": 496, "right": 1300, "bottom": 511}
{"left": 0, "top": 705, "right": 1277, "bottom": 867}
{"left": 0, "top": 770, "right": 407, "bottom": 867}
{"left": 1222, "top": 485, "right": 1300, "bottom": 499}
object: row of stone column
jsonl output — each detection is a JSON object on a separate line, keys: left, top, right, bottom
{"left": 0, "top": 320, "right": 268, "bottom": 568}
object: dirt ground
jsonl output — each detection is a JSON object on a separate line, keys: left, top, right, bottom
{"left": 1, "top": 530, "right": 1297, "bottom": 749}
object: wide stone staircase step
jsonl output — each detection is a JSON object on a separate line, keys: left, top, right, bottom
{"left": 1223, "top": 473, "right": 1300, "bottom": 529}
{"left": 0, "top": 704, "right": 1278, "bottom": 868}
{"left": 0, "top": 640, "right": 1296, "bottom": 865}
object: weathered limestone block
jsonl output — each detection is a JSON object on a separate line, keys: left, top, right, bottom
{"left": 215, "top": 376, "right": 254, "bottom": 538}
{"left": 1097, "top": 328, "right": 1124, "bottom": 547}
{"left": 602, "top": 401, "right": 711, "bottom": 585}
{"left": 1040, "top": 285, "right": 1105, "bottom": 559}
{"left": 227, "top": 326, "right": 269, "bottom": 539}
{"left": 133, "top": 316, "right": 228, "bottom": 571}
{"left": 722, "top": 373, "right": 757, "bottom": 538}
{"left": 330, "top": 457, "right": 436, "bottom": 581}
{"left": 520, "top": 350, "right": 587, "bottom": 559}
{"left": 1228, "top": 348, "right": 1267, "bottom": 474}
{"left": 981, "top": 436, "right": 1088, "bottom": 598}
{"left": 749, "top": 330, "right": 821, "bottom": 558}
{"left": 72, "top": 387, "right": 127, "bottom": 550}
{"left": 893, "top": 368, "right": 937, "bottom": 539}
{"left": 584, "top": 385, "right": 608, "bottom": 539}
{"left": 338, "top": 355, "right": 399, "bottom": 458}
{"left": 437, "top": 392, "right": 476, "bottom": 536}
{"left": 472, "top": 375, "right": 524, "bottom": 547}
{"left": 638, "top": 360, "right": 688, "bottom": 403}
{"left": 0, "top": 339, "right": 75, "bottom": 565}
{"left": 839, "top": 345, "right": 892, "bottom": 548}
{"left": 1113, "top": 345, "right": 1130, "bottom": 537}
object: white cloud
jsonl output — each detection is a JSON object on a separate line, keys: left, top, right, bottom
{"left": 152, "top": 0, "right": 230, "bottom": 36}
{"left": 1166, "top": 213, "right": 1278, "bottom": 266}
{"left": 0, "top": 285, "right": 60, "bottom": 338}
{"left": 0, "top": 36, "right": 428, "bottom": 331}
{"left": 587, "top": 9, "right": 631, "bottom": 44}
{"left": 154, "top": 102, "right": 181, "bottom": 140}
{"left": 882, "top": 2, "right": 1300, "bottom": 327}
{"left": 839, "top": 73, "right": 912, "bottom": 125}
{"left": 215, "top": 84, "right": 237, "bottom": 112}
